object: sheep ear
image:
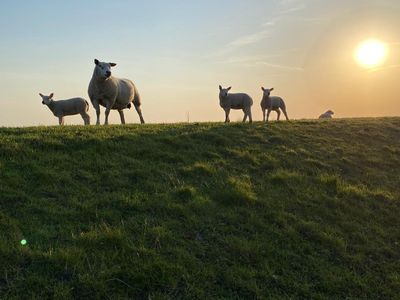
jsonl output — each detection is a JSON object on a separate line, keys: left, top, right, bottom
{"left": 227, "top": 87, "right": 232, "bottom": 91}
{"left": 219, "top": 85, "right": 222, "bottom": 91}
{"left": 39, "top": 93, "right": 44, "bottom": 97}
{"left": 270, "top": 88, "right": 274, "bottom": 92}
{"left": 261, "top": 87, "right": 265, "bottom": 91}
{"left": 94, "top": 59, "right": 99, "bottom": 65}
{"left": 49, "top": 93, "right": 54, "bottom": 99}
{"left": 109, "top": 63, "right": 117, "bottom": 67}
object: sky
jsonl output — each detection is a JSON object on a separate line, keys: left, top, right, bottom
{"left": 0, "top": 0, "right": 399, "bottom": 126}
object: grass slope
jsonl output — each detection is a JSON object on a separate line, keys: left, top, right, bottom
{"left": 0, "top": 118, "right": 399, "bottom": 299}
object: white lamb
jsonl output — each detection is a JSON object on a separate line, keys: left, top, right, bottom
{"left": 39, "top": 93, "right": 90, "bottom": 125}
{"left": 219, "top": 85, "right": 253, "bottom": 123}
{"left": 260, "top": 87, "right": 289, "bottom": 122}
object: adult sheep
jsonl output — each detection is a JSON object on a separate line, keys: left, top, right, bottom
{"left": 261, "top": 87, "right": 289, "bottom": 122}
{"left": 88, "top": 59, "right": 145, "bottom": 125}
{"left": 219, "top": 85, "right": 253, "bottom": 123}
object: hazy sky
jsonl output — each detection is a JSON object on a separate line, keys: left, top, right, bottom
{"left": 1, "top": 0, "right": 399, "bottom": 126}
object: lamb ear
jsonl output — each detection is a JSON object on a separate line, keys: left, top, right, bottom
{"left": 49, "top": 93, "right": 54, "bottom": 99}
{"left": 219, "top": 85, "right": 222, "bottom": 91}
{"left": 227, "top": 87, "right": 232, "bottom": 91}
{"left": 39, "top": 93, "right": 44, "bottom": 97}
{"left": 270, "top": 88, "right": 274, "bottom": 92}
{"left": 109, "top": 63, "right": 117, "bottom": 67}
{"left": 94, "top": 59, "right": 99, "bottom": 65}
{"left": 261, "top": 87, "right": 265, "bottom": 91}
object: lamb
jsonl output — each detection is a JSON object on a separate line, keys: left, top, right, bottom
{"left": 88, "top": 59, "right": 145, "bottom": 125}
{"left": 219, "top": 85, "right": 253, "bottom": 123}
{"left": 39, "top": 93, "right": 90, "bottom": 125}
{"left": 260, "top": 87, "right": 289, "bottom": 122}
{"left": 319, "top": 110, "right": 334, "bottom": 119}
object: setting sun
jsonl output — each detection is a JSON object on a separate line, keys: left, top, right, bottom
{"left": 355, "top": 39, "right": 388, "bottom": 68}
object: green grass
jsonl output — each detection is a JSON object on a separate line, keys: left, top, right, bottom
{"left": 0, "top": 118, "right": 399, "bottom": 299}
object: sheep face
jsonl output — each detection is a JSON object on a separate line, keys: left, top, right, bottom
{"left": 261, "top": 87, "right": 274, "bottom": 98}
{"left": 39, "top": 93, "right": 54, "bottom": 105}
{"left": 94, "top": 59, "right": 117, "bottom": 80}
{"left": 219, "top": 85, "right": 232, "bottom": 98}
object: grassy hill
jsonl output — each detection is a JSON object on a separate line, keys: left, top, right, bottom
{"left": 0, "top": 118, "right": 399, "bottom": 299}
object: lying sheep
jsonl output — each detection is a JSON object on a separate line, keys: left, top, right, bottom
{"left": 260, "top": 87, "right": 289, "bottom": 122}
{"left": 88, "top": 59, "right": 145, "bottom": 125}
{"left": 39, "top": 93, "right": 90, "bottom": 125}
{"left": 219, "top": 85, "right": 253, "bottom": 123}
{"left": 319, "top": 110, "right": 334, "bottom": 119}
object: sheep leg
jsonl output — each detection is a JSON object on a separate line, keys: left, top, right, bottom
{"left": 277, "top": 110, "right": 281, "bottom": 121}
{"left": 81, "top": 113, "right": 90, "bottom": 125}
{"left": 242, "top": 111, "right": 248, "bottom": 123}
{"left": 224, "top": 109, "right": 231, "bottom": 123}
{"left": 282, "top": 109, "right": 289, "bottom": 121}
{"left": 243, "top": 108, "right": 252, "bottom": 123}
{"left": 134, "top": 103, "right": 145, "bottom": 124}
{"left": 104, "top": 103, "right": 112, "bottom": 125}
{"left": 58, "top": 116, "right": 64, "bottom": 126}
{"left": 262, "top": 109, "right": 266, "bottom": 122}
{"left": 92, "top": 100, "right": 101, "bottom": 125}
{"left": 118, "top": 110, "right": 126, "bottom": 125}
{"left": 266, "top": 110, "right": 272, "bottom": 122}
{"left": 248, "top": 110, "right": 253, "bottom": 124}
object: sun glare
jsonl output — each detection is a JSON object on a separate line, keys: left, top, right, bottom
{"left": 355, "top": 39, "right": 388, "bottom": 68}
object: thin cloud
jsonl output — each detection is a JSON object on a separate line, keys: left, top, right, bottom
{"left": 216, "top": 48, "right": 301, "bottom": 64}
{"left": 262, "top": 2, "right": 326, "bottom": 28}
{"left": 209, "top": 0, "right": 310, "bottom": 58}
{"left": 219, "top": 2, "right": 307, "bottom": 53}
{"left": 258, "top": 62, "right": 304, "bottom": 71}
{"left": 279, "top": 0, "right": 303, "bottom": 4}
{"left": 215, "top": 51, "right": 304, "bottom": 72}
{"left": 278, "top": 4, "right": 306, "bottom": 15}
{"left": 262, "top": 16, "right": 281, "bottom": 27}
{"left": 293, "top": 15, "right": 330, "bottom": 23}
{"left": 228, "top": 30, "right": 271, "bottom": 47}
{"left": 277, "top": 0, "right": 306, "bottom": 17}
{"left": 367, "top": 64, "right": 400, "bottom": 73}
